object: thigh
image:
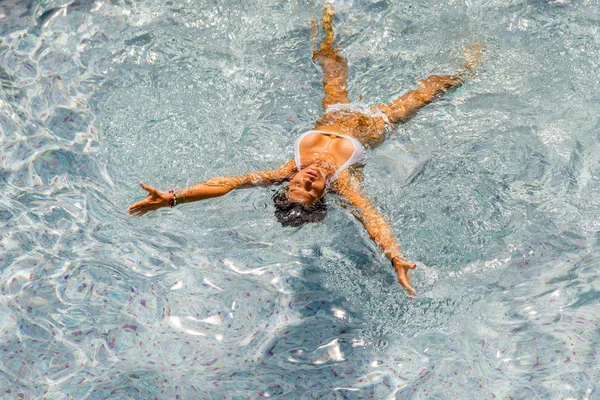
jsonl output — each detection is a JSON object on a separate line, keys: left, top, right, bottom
{"left": 317, "top": 51, "right": 350, "bottom": 107}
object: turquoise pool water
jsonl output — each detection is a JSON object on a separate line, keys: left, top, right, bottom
{"left": 1, "top": 0, "right": 600, "bottom": 398}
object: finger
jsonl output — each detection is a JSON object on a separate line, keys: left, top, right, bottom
{"left": 397, "top": 269, "right": 410, "bottom": 288}
{"left": 140, "top": 183, "right": 155, "bottom": 194}
{"left": 403, "top": 261, "right": 417, "bottom": 270}
{"left": 129, "top": 200, "right": 163, "bottom": 215}
{"left": 129, "top": 207, "right": 144, "bottom": 215}
{"left": 397, "top": 269, "right": 416, "bottom": 296}
{"left": 131, "top": 209, "right": 147, "bottom": 217}
{"left": 128, "top": 201, "right": 154, "bottom": 214}
{"left": 128, "top": 201, "right": 145, "bottom": 213}
{"left": 396, "top": 260, "right": 417, "bottom": 270}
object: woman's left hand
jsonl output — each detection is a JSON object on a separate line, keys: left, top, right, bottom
{"left": 392, "top": 258, "right": 417, "bottom": 296}
{"left": 128, "top": 183, "right": 171, "bottom": 216}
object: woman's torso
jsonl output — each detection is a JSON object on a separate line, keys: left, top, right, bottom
{"left": 295, "top": 130, "right": 355, "bottom": 162}
{"left": 294, "top": 105, "right": 391, "bottom": 181}
{"left": 295, "top": 129, "right": 364, "bottom": 182}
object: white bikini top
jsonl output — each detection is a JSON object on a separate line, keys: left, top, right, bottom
{"left": 294, "top": 130, "right": 365, "bottom": 182}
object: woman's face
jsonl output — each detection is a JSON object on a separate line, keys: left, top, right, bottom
{"left": 287, "top": 167, "right": 327, "bottom": 205}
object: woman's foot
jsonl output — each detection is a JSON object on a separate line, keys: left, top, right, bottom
{"left": 453, "top": 42, "right": 486, "bottom": 81}
{"left": 317, "top": 3, "right": 336, "bottom": 55}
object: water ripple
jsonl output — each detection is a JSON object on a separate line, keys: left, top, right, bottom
{"left": 1, "top": 0, "right": 600, "bottom": 398}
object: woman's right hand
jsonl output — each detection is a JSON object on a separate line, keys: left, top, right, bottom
{"left": 128, "top": 183, "right": 171, "bottom": 216}
{"left": 392, "top": 258, "right": 417, "bottom": 296}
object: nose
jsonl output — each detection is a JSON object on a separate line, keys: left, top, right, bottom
{"left": 302, "top": 177, "right": 312, "bottom": 189}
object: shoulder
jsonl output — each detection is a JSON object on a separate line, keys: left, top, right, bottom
{"left": 332, "top": 165, "right": 364, "bottom": 192}
{"left": 331, "top": 169, "right": 353, "bottom": 194}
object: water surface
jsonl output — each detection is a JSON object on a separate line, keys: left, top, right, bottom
{"left": 1, "top": 0, "right": 600, "bottom": 398}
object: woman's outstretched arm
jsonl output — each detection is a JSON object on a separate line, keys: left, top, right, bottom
{"left": 127, "top": 159, "right": 296, "bottom": 216}
{"left": 332, "top": 171, "right": 417, "bottom": 295}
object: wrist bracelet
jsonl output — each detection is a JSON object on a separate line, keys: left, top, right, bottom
{"left": 168, "top": 190, "right": 177, "bottom": 208}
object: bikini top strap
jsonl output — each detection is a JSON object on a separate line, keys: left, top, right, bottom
{"left": 293, "top": 131, "right": 314, "bottom": 171}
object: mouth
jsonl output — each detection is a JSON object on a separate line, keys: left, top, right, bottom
{"left": 305, "top": 170, "right": 318, "bottom": 178}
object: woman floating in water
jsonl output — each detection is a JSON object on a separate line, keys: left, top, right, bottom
{"left": 128, "top": 4, "right": 482, "bottom": 295}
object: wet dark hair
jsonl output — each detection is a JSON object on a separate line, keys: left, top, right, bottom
{"left": 272, "top": 187, "right": 328, "bottom": 227}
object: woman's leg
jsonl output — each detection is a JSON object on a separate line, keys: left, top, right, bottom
{"left": 374, "top": 43, "right": 484, "bottom": 124}
{"left": 313, "top": 3, "right": 350, "bottom": 108}
{"left": 322, "top": 75, "right": 463, "bottom": 148}
{"left": 336, "top": 73, "right": 461, "bottom": 148}
{"left": 373, "top": 74, "right": 463, "bottom": 124}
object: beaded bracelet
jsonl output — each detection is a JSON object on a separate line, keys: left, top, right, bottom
{"left": 168, "top": 190, "right": 177, "bottom": 208}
